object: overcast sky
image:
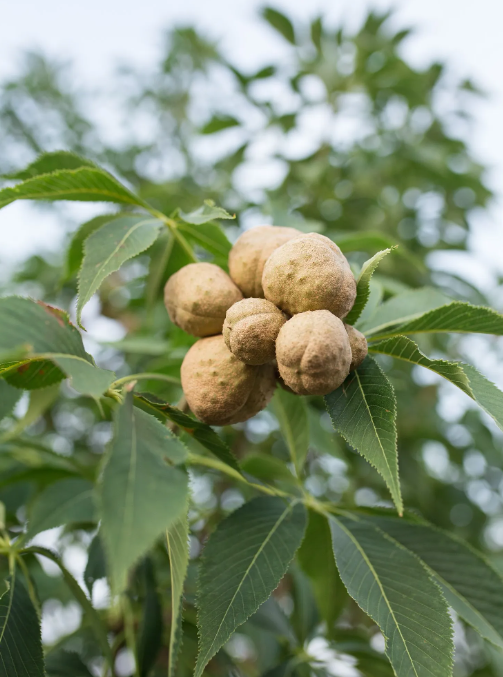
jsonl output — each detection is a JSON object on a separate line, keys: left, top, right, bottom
{"left": 1, "top": 0, "right": 502, "bottom": 291}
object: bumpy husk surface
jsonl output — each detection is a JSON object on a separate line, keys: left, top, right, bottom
{"left": 181, "top": 334, "right": 276, "bottom": 425}
{"left": 262, "top": 234, "right": 356, "bottom": 318}
{"left": 223, "top": 298, "right": 287, "bottom": 365}
{"left": 164, "top": 262, "right": 242, "bottom": 337}
{"left": 344, "top": 324, "right": 368, "bottom": 371}
{"left": 276, "top": 310, "right": 352, "bottom": 396}
{"left": 228, "top": 225, "right": 301, "bottom": 298}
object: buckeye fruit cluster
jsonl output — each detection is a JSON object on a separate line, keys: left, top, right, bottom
{"left": 164, "top": 226, "right": 367, "bottom": 425}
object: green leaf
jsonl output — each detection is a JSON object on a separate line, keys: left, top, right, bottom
{"left": 137, "top": 558, "right": 163, "bottom": 677}
{"left": 0, "top": 166, "right": 148, "bottom": 211}
{"left": 99, "top": 393, "right": 189, "bottom": 592}
{"left": 0, "top": 380, "right": 21, "bottom": 422}
{"left": 262, "top": 7, "right": 296, "bottom": 44}
{"left": 135, "top": 393, "right": 241, "bottom": 474}
{"left": 1, "top": 383, "right": 60, "bottom": 442}
{"left": 362, "top": 292, "right": 503, "bottom": 339}
{"left": 49, "top": 355, "right": 115, "bottom": 398}
{"left": 272, "top": 387, "right": 309, "bottom": 475}
{"left": 365, "top": 514, "right": 503, "bottom": 651}
{"left": 324, "top": 356, "right": 402, "bottom": 514}
{"left": 201, "top": 116, "right": 240, "bottom": 134}
{"left": 179, "top": 199, "right": 235, "bottom": 225}
{"left": 0, "top": 573, "right": 45, "bottom": 676}
{"left": 369, "top": 336, "right": 503, "bottom": 432}
{"left": 240, "top": 453, "right": 296, "bottom": 484}
{"left": 167, "top": 509, "right": 190, "bottom": 677}
{"left": 45, "top": 650, "right": 93, "bottom": 677}
{"left": 195, "top": 497, "right": 307, "bottom": 677}
{"left": 65, "top": 214, "right": 121, "bottom": 280}
{"left": 0, "top": 297, "right": 89, "bottom": 358}
{"left": 177, "top": 221, "right": 232, "bottom": 264}
{"left": 297, "top": 510, "right": 347, "bottom": 635}
{"left": 395, "top": 301, "right": 503, "bottom": 337}
{"left": 77, "top": 215, "right": 163, "bottom": 325}
{"left": 25, "top": 478, "right": 96, "bottom": 540}
{"left": 84, "top": 533, "right": 106, "bottom": 595}
{"left": 359, "top": 288, "right": 451, "bottom": 336}
{"left": 0, "top": 297, "right": 114, "bottom": 396}
{"left": 330, "top": 514, "right": 453, "bottom": 677}
{"left": 345, "top": 248, "right": 395, "bottom": 325}
{"left": 461, "top": 364, "right": 503, "bottom": 432}
{"left": 3, "top": 151, "right": 96, "bottom": 180}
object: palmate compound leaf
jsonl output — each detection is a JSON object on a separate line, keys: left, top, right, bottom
{"left": 99, "top": 393, "right": 189, "bottom": 593}
{"left": 167, "top": 508, "right": 190, "bottom": 677}
{"left": 0, "top": 573, "right": 45, "bottom": 676}
{"left": 272, "top": 387, "right": 309, "bottom": 476}
{"left": 363, "top": 513, "right": 503, "bottom": 651}
{"left": 0, "top": 297, "right": 115, "bottom": 396}
{"left": 135, "top": 393, "right": 241, "bottom": 474}
{"left": 330, "top": 514, "right": 454, "bottom": 677}
{"left": 369, "top": 336, "right": 503, "bottom": 433}
{"left": 77, "top": 215, "right": 164, "bottom": 326}
{"left": 324, "top": 356, "right": 402, "bottom": 514}
{"left": 344, "top": 248, "right": 396, "bottom": 325}
{"left": 195, "top": 497, "right": 307, "bottom": 677}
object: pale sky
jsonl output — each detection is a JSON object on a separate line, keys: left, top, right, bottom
{"left": 1, "top": 0, "right": 502, "bottom": 293}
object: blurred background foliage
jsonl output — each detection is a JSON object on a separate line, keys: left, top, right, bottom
{"left": 1, "top": 7, "right": 503, "bottom": 677}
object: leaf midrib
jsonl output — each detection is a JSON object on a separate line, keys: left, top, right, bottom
{"left": 334, "top": 517, "right": 419, "bottom": 677}
{"left": 81, "top": 217, "right": 158, "bottom": 307}
{"left": 197, "top": 501, "right": 295, "bottom": 674}
{"left": 0, "top": 576, "right": 14, "bottom": 645}
{"left": 353, "top": 369, "right": 400, "bottom": 509}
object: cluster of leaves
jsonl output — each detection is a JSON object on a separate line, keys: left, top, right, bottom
{"left": 1, "top": 7, "right": 503, "bottom": 677}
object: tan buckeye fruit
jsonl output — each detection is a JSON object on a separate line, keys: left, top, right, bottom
{"left": 223, "top": 298, "right": 287, "bottom": 365}
{"left": 275, "top": 310, "right": 352, "bottom": 396}
{"left": 228, "top": 225, "right": 301, "bottom": 298}
{"left": 262, "top": 233, "right": 356, "bottom": 318}
{"left": 164, "top": 262, "right": 242, "bottom": 337}
{"left": 181, "top": 334, "right": 276, "bottom": 425}
{"left": 344, "top": 324, "right": 368, "bottom": 371}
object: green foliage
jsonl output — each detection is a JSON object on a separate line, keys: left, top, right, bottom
{"left": 0, "top": 574, "right": 45, "bottom": 676}
{"left": 99, "top": 394, "right": 188, "bottom": 592}
{"left": 25, "top": 478, "right": 95, "bottom": 540}
{"left": 0, "top": 165, "right": 146, "bottom": 210}
{"left": 367, "top": 514, "right": 503, "bottom": 650}
{"left": 195, "top": 497, "right": 307, "bottom": 677}
{"left": 325, "top": 356, "right": 402, "bottom": 513}
{"left": 77, "top": 215, "right": 163, "bottom": 325}
{"left": 330, "top": 514, "right": 454, "bottom": 677}
{"left": 167, "top": 510, "right": 190, "bottom": 677}
{"left": 0, "top": 8, "right": 502, "bottom": 677}
{"left": 179, "top": 200, "right": 235, "bottom": 225}
{"left": 272, "top": 387, "right": 309, "bottom": 476}
{"left": 369, "top": 336, "right": 503, "bottom": 431}
{"left": 345, "top": 247, "right": 396, "bottom": 325}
